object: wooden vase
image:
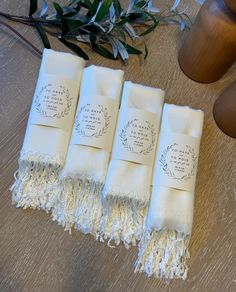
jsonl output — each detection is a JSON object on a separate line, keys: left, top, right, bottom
{"left": 213, "top": 80, "right": 236, "bottom": 138}
{"left": 178, "top": 0, "right": 236, "bottom": 83}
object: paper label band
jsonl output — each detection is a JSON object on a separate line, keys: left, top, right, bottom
{"left": 71, "top": 95, "right": 117, "bottom": 152}
{"left": 30, "top": 74, "right": 78, "bottom": 131}
{"left": 112, "top": 108, "right": 159, "bottom": 166}
{"left": 153, "top": 132, "right": 200, "bottom": 192}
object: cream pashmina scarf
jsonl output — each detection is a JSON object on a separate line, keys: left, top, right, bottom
{"left": 51, "top": 65, "right": 124, "bottom": 235}
{"left": 101, "top": 81, "right": 165, "bottom": 247}
{"left": 12, "top": 49, "right": 85, "bottom": 210}
{"left": 135, "top": 104, "right": 204, "bottom": 279}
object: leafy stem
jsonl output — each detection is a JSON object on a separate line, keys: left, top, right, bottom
{"left": 0, "top": 0, "right": 197, "bottom": 61}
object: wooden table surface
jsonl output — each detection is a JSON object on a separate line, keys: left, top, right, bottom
{"left": 0, "top": 1, "right": 235, "bottom": 291}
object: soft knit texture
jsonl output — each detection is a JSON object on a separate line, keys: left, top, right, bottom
{"left": 135, "top": 104, "right": 204, "bottom": 280}
{"left": 101, "top": 81, "right": 165, "bottom": 248}
{"left": 12, "top": 49, "right": 86, "bottom": 210}
{"left": 51, "top": 65, "right": 124, "bottom": 236}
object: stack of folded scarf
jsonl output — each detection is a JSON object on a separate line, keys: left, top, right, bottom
{"left": 11, "top": 50, "right": 205, "bottom": 281}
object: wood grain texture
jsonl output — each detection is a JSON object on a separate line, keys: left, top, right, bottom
{"left": 0, "top": 1, "right": 235, "bottom": 292}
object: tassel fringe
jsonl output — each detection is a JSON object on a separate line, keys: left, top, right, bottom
{"left": 11, "top": 152, "right": 63, "bottom": 211}
{"left": 100, "top": 197, "right": 147, "bottom": 248}
{"left": 134, "top": 230, "right": 190, "bottom": 280}
{"left": 75, "top": 179, "right": 103, "bottom": 239}
{"left": 51, "top": 176, "right": 103, "bottom": 238}
{"left": 51, "top": 176, "right": 80, "bottom": 232}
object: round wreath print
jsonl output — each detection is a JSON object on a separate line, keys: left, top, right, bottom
{"left": 75, "top": 103, "right": 111, "bottom": 138}
{"left": 159, "top": 143, "right": 197, "bottom": 181}
{"left": 34, "top": 83, "right": 72, "bottom": 119}
{"left": 120, "top": 118, "right": 156, "bottom": 155}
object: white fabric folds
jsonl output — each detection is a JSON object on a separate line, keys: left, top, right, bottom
{"left": 101, "top": 81, "right": 165, "bottom": 247}
{"left": 135, "top": 104, "right": 204, "bottom": 280}
{"left": 12, "top": 49, "right": 86, "bottom": 210}
{"left": 51, "top": 65, "right": 124, "bottom": 235}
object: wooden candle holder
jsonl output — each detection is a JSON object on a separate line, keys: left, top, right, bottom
{"left": 213, "top": 80, "right": 236, "bottom": 138}
{"left": 178, "top": 0, "right": 236, "bottom": 83}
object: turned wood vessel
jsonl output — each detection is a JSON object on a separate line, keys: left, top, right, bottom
{"left": 213, "top": 80, "right": 236, "bottom": 138}
{"left": 178, "top": 0, "right": 236, "bottom": 83}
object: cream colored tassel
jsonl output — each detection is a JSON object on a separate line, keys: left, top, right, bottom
{"left": 100, "top": 197, "right": 148, "bottom": 248}
{"left": 74, "top": 179, "right": 103, "bottom": 239}
{"left": 12, "top": 152, "right": 63, "bottom": 210}
{"left": 52, "top": 176, "right": 104, "bottom": 238}
{"left": 134, "top": 230, "right": 190, "bottom": 280}
{"left": 51, "top": 177, "right": 80, "bottom": 232}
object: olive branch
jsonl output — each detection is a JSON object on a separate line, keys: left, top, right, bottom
{"left": 0, "top": 0, "right": 202, "bottom": 61}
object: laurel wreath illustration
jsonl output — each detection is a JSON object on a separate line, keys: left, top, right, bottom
{"left": 120, "top": 119, "right": 156, "bottom": 155}
{"left": 34, "top": 84, "right": 71, "bottom": 119}
{"left": 75, "top": 104, "right": 111, "bottom": 138}
{"left": 159, "top": 143, "right": 197, "bottom": 181}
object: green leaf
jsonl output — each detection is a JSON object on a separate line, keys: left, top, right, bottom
{"left": 114, "top": 26, "right": 126, "bottom": 43}
{"left": 53, "top": 2, "right": 64, "bottom": 17}
{"left": 89, "top": 33, "right": 115, "bottom": 60}
{"left": 114, "top": 0, "right": 122, "bottom": 16}
{"left": 60, "top": 38, "right": 89, "bottom": 60}
{"left": 84, "top": 23, "right": 102, "bottom": 34}
{"left": 140, "top": 22, "right": 158, "bottom": 36}
{"left": 144, "top": 42, "right": 148, "bottom": 59}
{"left": 142, "top": 11, "right": 158, "bottom": 25}
{"left": 120, "top": 41, "right": 142, "bottom": 55}
{"left": 116, "top": 40, "right": 128, "bottom": 61}
{"left": 52, "top": 3, "right": 72, "bottom": 37}
{"left": 128, "top": 12, "right": 143, "bottom": 21}
{"left": 117, "top": 17, "right": 130, "bottom": 26}
{"left": 32, "top": 18, "right": 51, "bottom": 48}
{"left": 135, "top": 0, "right": 148, "bottom": 8}
{"left": 95, "top": 0, "right": 113, "bottom": 22}
{"left": 29, "top": 0, "right": 38, "bottom": 16}
{"left": 140, "top": 11, "right": 158, "bottom": 36}
{"left": 60, "top": 19, "right": 69, "bottom": 37}
{"left": 89, "top": 32, "right": 97, "bottom": 49}
{"left": 65, "top": 19, "right": 84, "bottom": 32}
{"left": 94, "top": 45, "right": 116, "bottom": 60}
{"left": 90, "top": 0, "right": 102, "bottom": 16}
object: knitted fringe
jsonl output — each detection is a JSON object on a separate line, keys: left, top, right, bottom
{"left": 134, "top": 230, "right": 190, "bottom": 280}
{"left": 11, "top": 152, "right": 63, "bottom": 211}
{"left": 75, "top": 179, "right": 103, "bottom": 239}
{"left": 51, "top": 176, "right": 80, "bottom": 232}
{"left": 100, "top": 196, "right": 147, "bottom": 248}
{"left": 51, "top": 176, "right": 103, "bottom": 238}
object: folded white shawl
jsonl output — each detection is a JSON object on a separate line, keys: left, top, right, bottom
{"left": 101, "top": 81, "right": 165, "bottom": 247}
{"left": 51, "top": 65, "right": 124, "bottom": 235}
{"left": 135, "top": 104, "right": 204, "bottom": 280}
{"left": 12, "top": 49, "right": 85, "bottom": 210}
